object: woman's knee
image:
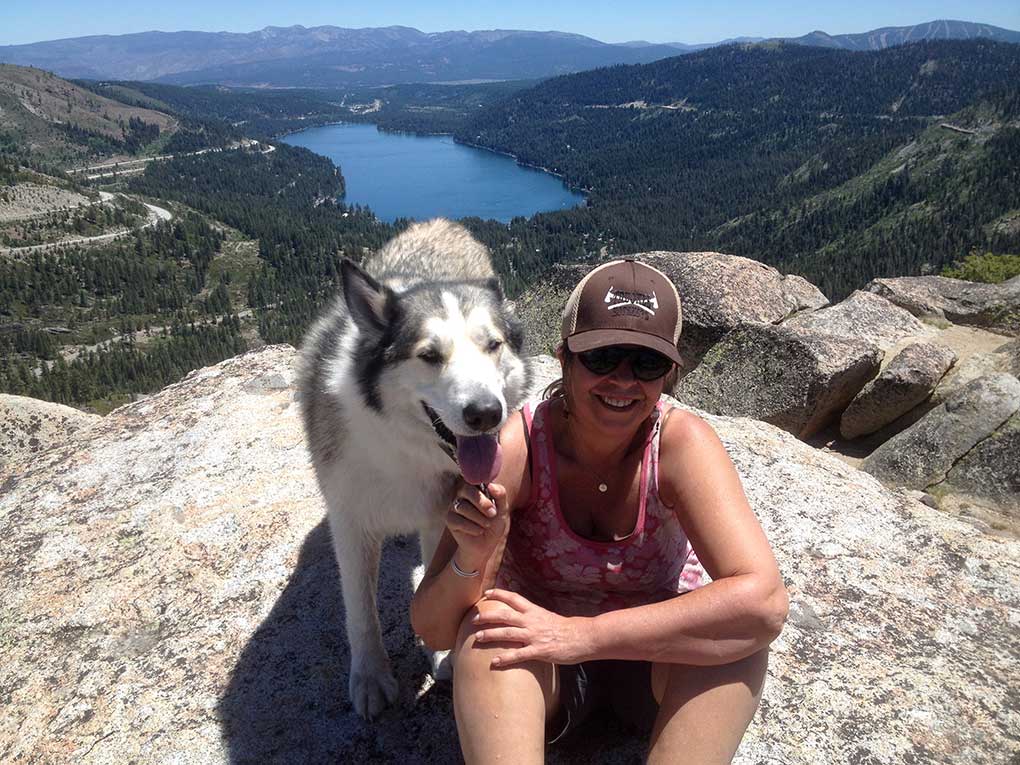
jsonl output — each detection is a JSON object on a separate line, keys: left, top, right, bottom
{"left": 652, "top": 648, "right": 770, "bottom": 705}
{"left": 453, "top": 600, "right": 557, "bottom": 704}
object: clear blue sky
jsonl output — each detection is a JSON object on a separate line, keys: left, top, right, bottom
{"left": 2, "top": 0, "right": 1019, "bottom": 47}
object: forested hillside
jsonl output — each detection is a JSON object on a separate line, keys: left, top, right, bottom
{"left": 3, "top": 40, "right": 1019, "bottom": 411}
{"left": 127, "top": 144, "right": 394, "bottom": 345}
{"left": 454, "top": 40, "right": 1020, "bottom": 296}
{"left": 0, "top": 65, "right": 178, "bottom": 171}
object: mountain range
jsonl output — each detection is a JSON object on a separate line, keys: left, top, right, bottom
{"left": 0, "top": 20, "right": 1017, "bottom": 88}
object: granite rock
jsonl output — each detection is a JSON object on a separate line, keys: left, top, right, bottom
{"left": 866, "top": 275, "right": 1020, "bottom": 336}
{"left": 941, "top": 410, "right": 1020, "bottom": 517}
{"left": 2, "top": 348, "right": 1018, "bottom": 764}
{"left": 675, "top": 323, "right": 881, "bottom": 439}
{"left": 637, "top": 251, "right": 829, "bottom": 374}
{"left": 783, "top": 289, "right": 936, "bottom": 351}
{"left": 0, "top": 393, "right": 100, "bottom": 470}
{"left": 861, "top": 373, "right": 1020, "bottom": 490}
{"left": 839, "top": 341, "right": 958, "bottom": 439}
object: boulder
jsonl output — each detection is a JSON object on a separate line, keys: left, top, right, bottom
{"left": 516, "top": 252, "right": 829, "bottom": 372}
{"left": 0, "top": 393, "right": 100, "bottom": 470}
{"left": 783, "top": 290, "right": 936, "bottom": 351}
{"left": 940, "top": 410, "right": 1020, "bottom": 517}
{"left": 865, "top": 275, "right": 1020, "bottom": 336}
{"left": 513, "top": 262, "right": 591, "bottom": 355}
{"left": 996, "top": 337, "right": 1020, "bottom": 376}
{"left": 637, "top": 251, "right": 829, "bottom": 373}
{"left": 675, "top": 323, "right": 881, "bottom": 439}
{"left": 931, "top": 336, "right": 1019, "bottom": 402}
{"left": 861, "top": 373, "right": 1020, "bottom": 490}
{"left": 839, "top": 341, "right": 958, "bottom": 439}
{"left": 2, "top": 348, "right": 1019, "bottom": 764}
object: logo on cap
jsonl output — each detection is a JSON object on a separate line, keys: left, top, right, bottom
{"left": 604, "top": 286, "right": 659, "bottom": 316}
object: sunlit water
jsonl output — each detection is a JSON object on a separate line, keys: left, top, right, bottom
{"left": 282, "top": 123, "right": 585, "bottom": 223}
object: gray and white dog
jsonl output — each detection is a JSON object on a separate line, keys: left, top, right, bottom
{"left": 298, "top": 219, "right": 531, "bottom": 719}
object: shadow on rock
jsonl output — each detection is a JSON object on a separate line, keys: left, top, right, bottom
{"left": 217, "top": 521, "right": 460, "bottom": 763}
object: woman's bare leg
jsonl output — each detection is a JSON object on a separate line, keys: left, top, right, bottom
{"left": 453, "top": 600, "right": 559, "bottom": 765}
{"left": 647, "top": 649, "right": 768, "bottom": 765}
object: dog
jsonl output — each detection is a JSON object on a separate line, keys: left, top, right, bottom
{"left": 297, "top": 219, "right": 531, "bottom": 719}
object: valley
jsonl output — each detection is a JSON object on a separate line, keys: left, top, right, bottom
{"left": 2, "top": 37, "right": 1019, "bottom": 413}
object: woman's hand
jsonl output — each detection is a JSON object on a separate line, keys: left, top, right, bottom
{"left": 446, "top": 483, "right": 510, "bottom": 574}
{"left": 471, "top": 589, "right": 593, "bottom": 667}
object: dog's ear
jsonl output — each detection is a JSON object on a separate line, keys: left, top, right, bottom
{"left": 341, "top": 258, "right": 398, "bottom": 335}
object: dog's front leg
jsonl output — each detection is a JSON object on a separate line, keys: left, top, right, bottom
{"left": 327, "top": 513, "right": 398, "bottom": 719}
{"left": 415, "top": 518, "right": 453, "bottom": 681}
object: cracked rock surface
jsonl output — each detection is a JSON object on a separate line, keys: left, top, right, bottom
{"left": 675, "top": 323, "right": 881, "bottom": 439}
{"left": 861, "top": 373, "right": 1020, "bottom": 491}
{"left": 2, "top": 347, "right": 1018, "bottom": 764}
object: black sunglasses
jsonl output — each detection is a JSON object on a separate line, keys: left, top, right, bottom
{"left": 577, "top": 346, "right": 674, "bottom": 381}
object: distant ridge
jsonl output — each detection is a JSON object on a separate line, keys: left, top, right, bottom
{"left": 784, "top": 19, "right": 1020, "bottom": 50}
{"left": 0, "top": 26, "right": 680, "bottom": 86}
{"left": 0, "top": 20, "right": 1016, "bottom": 88}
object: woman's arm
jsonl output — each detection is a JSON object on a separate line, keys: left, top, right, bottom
{"left": 473, "top": 410, "right": 788, "bottom": 667}
{"left": 589, "top": 409, "right": 788, "bottom": 664}
{"left": 410, "top": 410, "right": 531, "bottom": 651}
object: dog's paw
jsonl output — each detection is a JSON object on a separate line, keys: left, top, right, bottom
{"left": 429, "top": 648, "right": 454, "bottom": 683}
{"left": 349, "top": 666, "right": 399, "bottom": 720}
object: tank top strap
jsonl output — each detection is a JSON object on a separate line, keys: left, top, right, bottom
{"left": 522, "top": 399, "right": 551, "bottom": 509}
{"left": 649, "top": 399, "right": 670, "bottom": 505}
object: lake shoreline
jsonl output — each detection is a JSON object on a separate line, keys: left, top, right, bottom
{"left": 280, "top": 122, "right": 586, "bottom": 223}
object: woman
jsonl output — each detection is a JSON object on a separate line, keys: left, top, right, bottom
{"left": 411, "top": 259, "right": 788, "bottom": 764}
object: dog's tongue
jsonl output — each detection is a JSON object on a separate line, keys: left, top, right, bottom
{"left": 456, "top": 434, "right": 502, "bottom": 485}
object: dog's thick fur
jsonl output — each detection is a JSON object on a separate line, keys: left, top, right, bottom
{"left": 298, "top": 219, "right": 531, "bottom": 718}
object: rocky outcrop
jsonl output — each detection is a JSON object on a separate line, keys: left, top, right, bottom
{"left": 940, "top": 411, "right": 1020, "bottom": 517}
{"left": 3, "top": 347, "right": 1019, "bottom": 764}
{"left": 783, "top": 289, "right": 935, "bottom": 350}
{"left": 513, "top": 263, "right": 591, "bottom": 355}
{"left": 929, "top": 335, "right": 1019, "bottom": 404}
{"left": 675, "top": 324, "right": 881, "bottom": 439}
{"left": 516, "top": 252, "right": 829, "bottom": 370}
{"left": 1000, "top": 338, "right": 1020, "bottom": 375}
{"left": 0, "top": 393, "right": 100, "bottom": 469}
{"left": 861, "top": 373, "right": 1020, "bottom": 491}
{"left": 638, "top": 251, "right": 828, "bottom": 373}
{"left": 866, "top": 275, "right": 1020, "bottom": 336}
{"left": 839, "top": 341, "right": 957, "bottom": 439}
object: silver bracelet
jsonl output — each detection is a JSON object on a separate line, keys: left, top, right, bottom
{"left": 451, "top": 556, "right": 480, "bottom": 578}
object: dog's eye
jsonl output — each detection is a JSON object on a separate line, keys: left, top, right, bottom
{"left": 486, "top": 339, "right": 503, "bottom": 353}
{"left": 418, "top": 348, "right": 442, "bottom": 365}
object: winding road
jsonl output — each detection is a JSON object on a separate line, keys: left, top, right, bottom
{"left": 0, "top": 193, "right": 173, "bottom": 255}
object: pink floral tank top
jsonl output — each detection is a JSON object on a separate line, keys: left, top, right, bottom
{"left": 494, "top": 398, "right": 707, "bottom": 618}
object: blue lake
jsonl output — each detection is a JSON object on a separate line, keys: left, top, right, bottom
{"left": 281, "top": 123, "right": 585, "bottom": 223}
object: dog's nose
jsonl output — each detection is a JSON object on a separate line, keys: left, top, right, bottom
{"left": 463, "top": 397, "right": 503, "bottom": 432}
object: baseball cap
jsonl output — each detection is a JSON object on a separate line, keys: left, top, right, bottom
{"left": 561, "top": 259, "right": 683, "bottom": 364}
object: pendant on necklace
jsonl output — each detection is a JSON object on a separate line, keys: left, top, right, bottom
{"left": 598, "top": 483, "right": 608, "bottom": 493}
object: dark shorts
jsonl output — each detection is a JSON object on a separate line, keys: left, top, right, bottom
{"left": 546, "top": 660, "right": 659, "bottom": 745}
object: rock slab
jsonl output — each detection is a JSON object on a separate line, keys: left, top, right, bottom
{"left": 1, "top": 348, "right": 1019, "bottom": 764}
{"left": 638, "top": 251, "right": 829, "bottom": 374}
{"left": 676, "top": 323, "right": 881, "bottom": 439}
{"left": 866, "top": 275, "right": 1020, "bottom": 336}
{"left": 840, "top": 341, "right": 958, "bottom": 439}
{"left": 942, "top": 410, "right": 1020, "bottom": 517}
{"left": 861, "top": 373, "right": 1020, "bottom": 490}
{"left": 783, "top": 289, "right": 936, "bottom": 351}
{"left": 0, "top": 393, "right": 100, "bottom": 470}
